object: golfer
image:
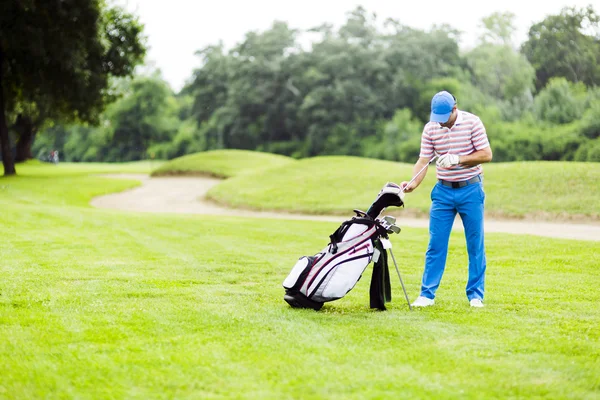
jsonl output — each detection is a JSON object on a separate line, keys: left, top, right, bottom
{"left": 401, "top": 91, "right": 492, "bottom": 308}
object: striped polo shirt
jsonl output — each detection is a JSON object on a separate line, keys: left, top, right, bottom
{"left": 419, "top": 110, "right": 490, "bottom": 182}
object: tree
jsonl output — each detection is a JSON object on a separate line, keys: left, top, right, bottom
{"left": 579, "top": 98, "right": 600, "bottom": 140}
{"left": 297, "top": 8, "right": 391, "bottom": 156}
{"left": 534, "top": 78, "right": 586, "bottom": 124}
{"left": 184, "top": 21, "right": 303, "bottom": 152}
{"left": 382, "top": 23, "right": 464, "bottom": 122}
{"left": 465, "top": 45, "right": 536, "bottom": 114}
{"left": 183, "top": 43, "right": 231, "bottom": 127}
{"left": 362, "top": 108, "right": 423, "bottom": 162}
{"left": 470, "top": 12, "right": 537, "bottom": 101}
{"left": 458, "top": 13, "right": 536, "bottom": 120}
{"left": 14, "top": 112, "right": 39, "bottom": 161}
{"left": 33, "top": 75, "right": 179, "bottom": 162}
{"left": 0, "top": 1, "right": 145, "bottom": 175}
{"left": 181, "top": 6, "right": 467, "bottom": 158}
{"left": 521, "top": 6, "right": 600, "bottom": 91}
{"left": 104, "top": 76, "right": 179, "bottom": 161}
{"left": 478, "top": 12, "right": 517, "bottom": 47}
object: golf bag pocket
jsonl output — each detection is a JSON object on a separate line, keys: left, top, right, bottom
{"left": 288, "top": 234, "right": 374, "bottom": 303}
{"left": 311, "top": 249, "right": 373, "bottom": 302}
{"left": 283, "top": 256, "right": 315, "bottom": 290}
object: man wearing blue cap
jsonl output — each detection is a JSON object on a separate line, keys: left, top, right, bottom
{"left": 401, "top": 91, "right": 493, "bottom": 308}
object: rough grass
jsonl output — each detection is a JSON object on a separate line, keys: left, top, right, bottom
{"left": 207, "top": 156, "right": 600, "bottom": 220}
{"left": 6, "top": 159, "right": 163, "bottom": 177}
{"left": 150, "top": 149, "right": 296, "bottom": 178}
{"left": 0, "top": 163, "right": 598, "bottom": 399}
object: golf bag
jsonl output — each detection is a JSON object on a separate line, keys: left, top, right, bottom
{"left": 283, "top": 182, "right": 406, "bottom": 311}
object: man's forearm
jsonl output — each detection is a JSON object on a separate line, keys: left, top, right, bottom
{"left": 410, "top": 157, "right": 431, "bottom": 188}
{"left": 459, "top": 147, "right": 493, "bottom": 167}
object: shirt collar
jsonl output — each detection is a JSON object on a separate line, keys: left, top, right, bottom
{"left": 454, "top": 109, "right": 463, "bottom": 125}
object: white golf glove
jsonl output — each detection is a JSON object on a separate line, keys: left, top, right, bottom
{"left": 436, "top": 153, "right": 460, "bottom": 168}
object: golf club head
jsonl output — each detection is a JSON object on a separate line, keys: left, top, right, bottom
{"left": 366, "top": 182, "right": 404, "bottom": 218}
{"left": 387, "top": 225, "right": 401, "bottom": 234}
{"left": 376, "top": 216, "right": 401, "bottom": 235}
{"left": 382, "top": 215, "right": 396, "bottom": 225}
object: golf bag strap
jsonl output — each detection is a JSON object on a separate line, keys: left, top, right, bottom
{"left": 370, "top": 239, "right": 391, "bottom": 310}
{"left": 329, "top": 217, "right": 376, "bottom": 254}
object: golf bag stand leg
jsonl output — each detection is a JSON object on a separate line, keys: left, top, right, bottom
{"left": 389, "top": 248, "right": 412, "bottom": 311}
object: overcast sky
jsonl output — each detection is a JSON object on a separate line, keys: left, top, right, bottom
{"left": 114, "top": 0, "right": 595, "bottom": 91}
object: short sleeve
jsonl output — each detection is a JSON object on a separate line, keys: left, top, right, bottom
{"left": 471, "top": 118, "right": 490, "bottom": 150}
{"left": 419, "top": 127, "right": 434, "bottom": 158}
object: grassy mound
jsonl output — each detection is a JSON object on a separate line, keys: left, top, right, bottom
{"left": 207, "top": 155, "right": 416, "bottom": 214}
{"left": 208, "top": 157, "right": 600, "bottom": 220}
{"left": 483, "top": 161, "right": 600, "bottom": 219}
{"left": 151, "top": 149, "right": 296, "bottom": 178}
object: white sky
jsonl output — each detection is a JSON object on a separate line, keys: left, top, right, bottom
{"left": 115, "top": 0, "right": 596, "bottom": 91}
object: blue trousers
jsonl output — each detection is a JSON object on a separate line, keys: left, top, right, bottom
{"left": 420, "top": 181, "right": 486, "bottom": 301}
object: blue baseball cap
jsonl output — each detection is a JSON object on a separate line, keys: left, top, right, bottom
{"left": 430, "top": 91, "right": 456, "bottom": 123}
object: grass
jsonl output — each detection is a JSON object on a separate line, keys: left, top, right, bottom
{"left": 483, "top": 161, "right": 600, "bottom": 219}
{"left": 1, "top": 160, "right": 161, "bottom": 208}
{"left": 150, "top": 149, "right": 296, "bottom": 178}
{"left": 0, "top": 163, "right": 599, "bottom": 399}
{"left": 207, "top": 157, "right": 600, "bottom": 220}
{"left": 6, "top": 159, "right": 164, "bottom": 176}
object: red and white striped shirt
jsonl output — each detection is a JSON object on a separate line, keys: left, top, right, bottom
{"left": 419, "top": 110, "right": 490, "bottom": 182}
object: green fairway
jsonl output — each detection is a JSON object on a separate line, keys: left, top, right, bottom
{"left": 207, "top": 156, "right": 600, "bottom": 220}
{"left": 150, "top": 149, "right": 296, "bottom": 178}
{"left": 1, "top": 163, "right": 599, "bottom": 399}
{"left": 11, "top": 159, "right": 164, "bottom": 176}
{"left": 1, "top": 160, "right": 161, "bottom": 208}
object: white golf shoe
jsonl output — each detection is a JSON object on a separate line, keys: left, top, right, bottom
{"left": 470, "top": 298, "right": 484, "bottom": 308}
{"left": 411, "top": 296, "right": 435, "bottom": 307}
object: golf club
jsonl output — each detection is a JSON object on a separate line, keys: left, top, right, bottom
{"left": 380, "top": 215, "right": 401, "bottom": 234}
{"left": 382, "top": 215, "right": 396, "bottom": 225}
{"left": 401, "top": 154, "right": 439, "bottom": 193}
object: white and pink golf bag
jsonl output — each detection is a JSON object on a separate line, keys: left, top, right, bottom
{"left": 282, "top": 182, "right": 410, "bottom": 311}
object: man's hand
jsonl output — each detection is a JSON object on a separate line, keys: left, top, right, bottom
{"left": 400, "top": 156, "right": 433, "bottom": 193}
{"left": 380, "top": 182, "right": 406, "bottom": 201}
{"left": 436, "top": 153, "right": 460, "bottom": 168}
{"left": 388, "top": 182, "right": 406, "bottom": 202}
{"left": 400, "top": 181, "right": 416, "bottom": 193}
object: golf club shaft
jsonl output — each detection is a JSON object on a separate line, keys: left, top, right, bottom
{"left": 389, "top": 248, "right": 412, "bottom": 311}
{"left": 402, "top": 155, "right": 438, "bottom": 193}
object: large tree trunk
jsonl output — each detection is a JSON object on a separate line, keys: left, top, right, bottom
{"left": 0, "top": 48, "right": 16, "bottom": 175}
{"left": 14, "top": 114, "right": 36, "bottom": 162}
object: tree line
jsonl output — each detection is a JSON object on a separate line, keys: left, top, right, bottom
{"left": 4, "top": 5, "right": 600, "bottom": 176}
{"left": 0, "top": 0, "right": 145, "bottom": 175}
